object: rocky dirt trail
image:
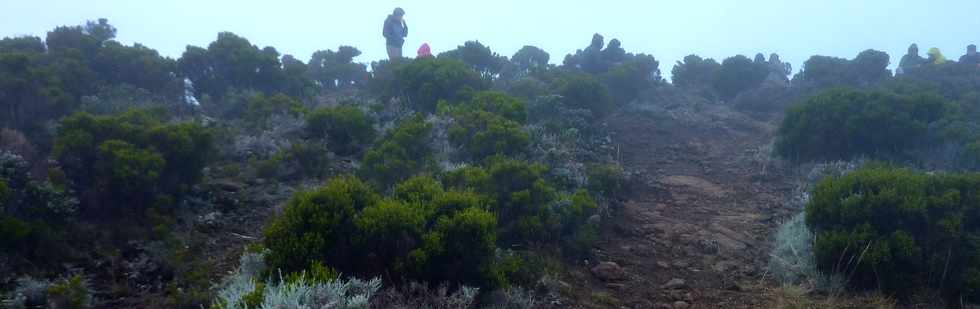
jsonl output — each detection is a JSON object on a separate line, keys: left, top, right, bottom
{"left": 566, "top": 105, "right": 800, "bottom": 309}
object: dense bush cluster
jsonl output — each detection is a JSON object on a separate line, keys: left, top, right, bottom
{"left": 805, "top": 166, "right": 980, "bottom": 302}
{"left": 359, "top": 116, "right": 435, "bottom": 189}
{"left": 244, "top": 93, "right": 304, "bottom": 130}
{"left": 793, "top": 49, "right": 891, "bottom": 90}
{"left": 671, "top": 55, "right": 722, "bottom": 98}
{"left": 389, "top": 57, "right": 487, "bottom": 113}
{"left": 552, "top": 72, "right": 612, "bottom": 119}
{"left": 438, "top": 41, "right": 508, "bottom": 79}
{"left": 713, "top": 55, "right": 770, "bottom": 100}
{"left": 178, "top": 32, "right": 310, "bottom": 101}
{"left": 775, "top": 88, "right": 948, "bottom": 162}
{"left": 53, "top": 108, "right": 214, "bottom": 214}
{"left": 563, "top": 34, "right": 661, "bottom": 104}
{"left": 305, "top": 105, "right": 375, "bottom": 155}
{"left": 447, "top": 91, "right": 530, "bottom": 161}
{"left": 264, "top": 154, "right": 599, "bottom": 289}
{"left": 0, "top": 19, "right": 179, "bottom": 138}
{"left": 308, "top": 46, "right": 369, "bottom": 91}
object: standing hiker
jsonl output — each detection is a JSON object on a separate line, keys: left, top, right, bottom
{"left": 383, "top": 7, "right": 408, "bottom": 61}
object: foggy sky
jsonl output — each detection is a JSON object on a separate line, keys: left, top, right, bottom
{"left": 2, "top": 0, "right": 978, "bottom": 77}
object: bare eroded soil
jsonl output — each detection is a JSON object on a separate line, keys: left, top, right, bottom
{"left": 565, "top": 105, "right": 799, "bottom": 308}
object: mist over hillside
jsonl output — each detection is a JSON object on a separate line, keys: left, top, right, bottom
{"left": 1, "top": 11, "right": 980, "bottom": 309}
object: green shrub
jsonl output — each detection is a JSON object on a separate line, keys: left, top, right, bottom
{"left": 446, "top": 91, "right": 530, "bottom": 161}
{"left": 53, "top": 109, "right": 213, "bottom": 213}
{"left": 359, "top": 116, "right": 434, "bottom": 189}
{"left": 601, "top": 54, "right": 660, "bottom": 104}
{"left": 263, "top": 176, "right": 379, "bottom": 274}
{"left": 392, "top": 57, "right": 486, "bottom": 113}
{"left": 393, "top": 175, "right": 444, "bottom": 206}
{"left": 442, "top": 166, "right": 491, "bottom": 193}
{"left": 147, "top": 122, "right": 214, "bottom": 191}
{"left": 305, "top": 106, "right": 375, "bottom": 155}
{"left": 806, "top": 166, "right": 980, "bottom": 302}
{"left": 481, "top": 157, "right": 561, "bottom": 244}
{"left": 46, "top": 274, "right": 92, "bottom": 309}
{"left": 586, "top": 163, "right": 627, "bottom": 199}
{"left": 0, "top": 215, "right": 33, "bottom": 251}
{"left": 776, "top": 88, "right": 948, "bottom": 162}
{"left": 672, "top": 54, "right": 721, "bottom": 91}
{"left": 553, "top": 72, "right": 611, "bottom": 118}
{"left": 713, "top": 55, "right": 769, "bottom": 100}
{"left": 0, "top": 179, "right": 10, "bottom": 208}
{"left": 355, "top": 199, "right": 426, "bottom": 276}
{"left": 262, "top": 174, "right": 503, "bottom": 288}
{"left": 795, "top": 50, "right": 891, "bottom": 90}
{"left": 438, "top": 41, "right": 508, "bottom": 79}
{"left": 244, "top": 93, "right": 304, "bottom": 130}
{"left": 448, "top": 111, "right": 529, "bottom": 161}
{"left": 94, "top": 140, "right": 165, "bottom": 206}
{"left": 466, "top": 91, "right": 528, "bottom": 123}
{"left": 429, "top": 190, "right": 487, "bottom": 223}
{"left": 416, "top": 207, "right": 501, "bottom": 288}
{"left": 254, "top": 142, "right": 332, "bottom": 180}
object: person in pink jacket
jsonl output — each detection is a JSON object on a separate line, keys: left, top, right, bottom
{"left": 417, "top": 43, "right": 432, "bottom": 58}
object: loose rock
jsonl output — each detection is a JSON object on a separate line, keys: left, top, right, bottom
{"left": 591, "top": 261, "right": 627, "bottom": 281}
{"left": 662, "top": 278, "right": 687, "bottom": 290}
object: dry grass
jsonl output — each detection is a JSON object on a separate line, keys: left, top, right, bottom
{"left": 769, "top": 284, "right": 896, "bottom": 309}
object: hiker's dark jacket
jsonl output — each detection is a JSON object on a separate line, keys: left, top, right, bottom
{"left": 383, "top": 15, "right": 408, "bottom": 47}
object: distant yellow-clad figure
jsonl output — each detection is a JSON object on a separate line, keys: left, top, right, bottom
{"left": 927, "top": 47, "right": 947, "bottom": 64}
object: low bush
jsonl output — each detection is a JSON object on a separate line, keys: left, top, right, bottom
{"left": 255, "top": 142, "right": 332, "bottom": 180}
{"left": 262, "top": 166, "right": 599, "bottom": 290}
{"left": 53, "top": 109, "right": 213, "bottom": 214}
{"left": 601, "top": 54, "right": 660, "bottom": 104}
{"left": 0, "top": 179, "right": 10, "bottom": 207}
{"left": 444, "top": 157, "right": 598, "bottom": 247}
{"left": 263, "top": 176, "right": 379, "bottom": 274}
{"left": 793, "top": 49, "right": 891, "bottom": 90}
{"left": 359, "top": 116, "right": 435, "bottom": 189}
{"left": 438, "top": 41, "right": 508, "bottom": 79}
{"left": 262, "top": 175, "right": 504, "bottom": 288}
{"left": 46, "top": 274, "right": 92, "bottom": 309}
{"left": 448, "top": 110, "right": 529, "bottom": 161}
{"left": 305, "top": 106, "right": 375, "bottom": 156}
{"left": 672, "top": 55, "right": 721, "bottom": 91}
{"left": 805, "top": 166, "right": 980, "bottom": 302}
{"left": 775, "top": 88, "right": 948, "bottom": 162}
{"left": 552, "top": 72, "right": 611, "bottom": 118}
{"left": 214, "top": 251, "right": 382, "bottom": 309}
{"left": 586, "top": 163, "right": 627, "bottom": 200}
{"left": 244, "top": 93, "right": 304, "bottom": 130}
{"left": 391, "top": 58, "right": 486, "bottom": 113}
{"left": 713, "top": 55, "right": 769, "bottom": 100}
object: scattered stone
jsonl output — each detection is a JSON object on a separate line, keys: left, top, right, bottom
{"left": 656, "top": 261, "right": 670, "bottom": 268}
{"left": 212, "top": 180, "right": 244, "bottom": 192}
{"left": 712, "top": 261, "right": 739, "bottom": 272}
{"left": 605, "top": 283, "right": 626, "bottom": 290}
{"left": 655, "top": 303, "right": 673, "bottom": 309}
{"left": 196, "top": 211, "right": 222, "bottom": 229}
{"left": 587, "top": 214, "right": 601, "bottom": 225}
{"left": 726, "top": 282, "right": 743, "bottom": 291}
{"left": 672, "top": 301, "right": 691, "bottom": 309}
{"left": 662, "top": 278, "right": 687, "bottom": 290}
{"left": 667, "top": 290, "right": 687, "bottom": 301}
{"left": 591, "top": 261, "right": 627, "bottom": 281}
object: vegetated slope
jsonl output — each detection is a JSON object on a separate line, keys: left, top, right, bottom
{"left": 562, "top": 102, "right": 799, "bottom": 308}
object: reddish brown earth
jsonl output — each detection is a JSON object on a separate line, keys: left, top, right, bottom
{"left": 564, "top": 105, "right": 800, "bottom": 309}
